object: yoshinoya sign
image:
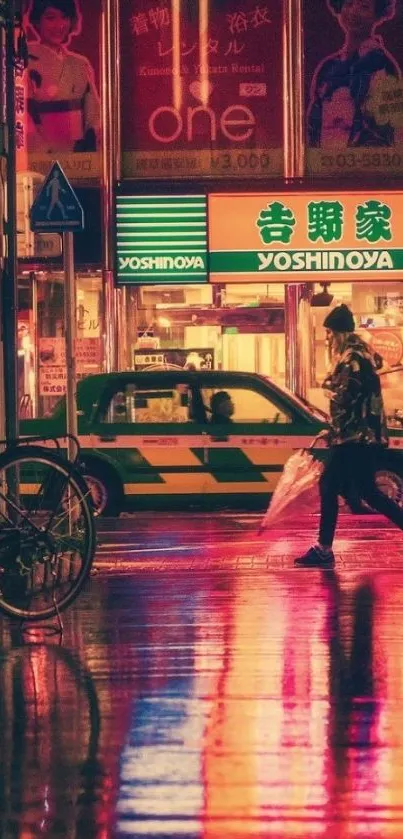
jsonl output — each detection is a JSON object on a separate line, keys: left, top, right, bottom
{"left": 209, "top": 192, "right": 403, "bottom": 282}
{"left": 116, "top": 194, "right": 208, "bottom": 284}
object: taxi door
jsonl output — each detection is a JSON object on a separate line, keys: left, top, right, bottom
{"left": 199, "top": 380, "right": 319, "bottom": 502}
{"left": 89, "top": 375, "right": 209, "bottom": 502}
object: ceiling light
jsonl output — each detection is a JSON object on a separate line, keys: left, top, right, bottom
{"left": 311, "top": 283, "right": 334, "bottom": 307}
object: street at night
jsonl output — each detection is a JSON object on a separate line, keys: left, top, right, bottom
{"left": 3, "top": 0, "right": 403, "bottom": 836}
{"left": 1, "top": 510, "right": 403, "bottom": 838}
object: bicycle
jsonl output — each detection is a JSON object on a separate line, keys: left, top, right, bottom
{"left": 0, "top": 435, "right": 96, "bottom": 622}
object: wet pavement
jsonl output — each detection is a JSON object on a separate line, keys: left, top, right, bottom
{"left": 1, "top": 510, "right": 403, "bottom": 838}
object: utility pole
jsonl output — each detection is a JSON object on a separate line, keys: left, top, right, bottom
{"left": 0, "top": 4, "right": 6, "bottom": 446}
{"left": 2, "top": 0, "right": 25, "bottom": 442}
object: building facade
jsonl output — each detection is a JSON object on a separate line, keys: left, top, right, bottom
{"left": 15, "top": 0, "right": 403, "bottom": 416}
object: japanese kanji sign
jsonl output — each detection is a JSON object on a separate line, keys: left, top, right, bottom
{"left": 120, "top": 0, "right": 283, "bottom": 179}
{"left": 209, "top": 192, "right": 403, "bottom": 282}
{"left": 39, "top": 337, "right": 102, "bottom": 396}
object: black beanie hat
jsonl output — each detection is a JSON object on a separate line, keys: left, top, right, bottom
{"left": 323, "top": 304, "right": 355, "bottom": 333}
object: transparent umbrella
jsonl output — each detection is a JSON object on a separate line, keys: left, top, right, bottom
{"left": 259, "top": 441, "right": 325, "bottom": 532}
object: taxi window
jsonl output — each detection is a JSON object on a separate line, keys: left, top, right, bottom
{"left": 100, "top": 383, "right": 196, "bottom": 423}
{"left": 202, "top": 386, "right": 292, "bottom": 424}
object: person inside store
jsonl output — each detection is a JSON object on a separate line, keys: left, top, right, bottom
{"left": 295, "top": 304, "right": 403, "bottom": 568}
{"left": 307, "top": 0, "right": 401, "bottom": 148}
{"left": 210, "top": 391, "right": 235, "bottom": 424}
{"left": 26, "top": 0, "right": 100, "bottom": 153}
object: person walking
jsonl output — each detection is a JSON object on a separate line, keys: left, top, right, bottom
{"left": 295, "top": 304, "right": 403, "bottom": 568}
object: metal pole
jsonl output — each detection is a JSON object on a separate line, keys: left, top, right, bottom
{"left": 282, "top": 0, "right": 304, "bottom": 181}
{"left": 297, "top": 284, "right": 314, "bottom": 397}
{"left": 31, "top": 270, "right": 39, "bottom": 417}
{"left": 285, "top": 284, "right": 314, "bottom": 397}
{"left": 284, "top": 284, "right": 300, "bottom": 394}
{"left": 0, "top": 21, "right": 7, "bottom": 448}
{"left": 283, "top": 0, "right": 309, "bottom": 397}
{"left": 63, "top": 232, "right": 77, "bottom": 463}
{"left": 3, "top": 0, "right": 18, "bottom": 441}
{"left": 100, "top": 0, "right": 121, "bottom": 372}
{"left": 116, "top": 285, "right": 129, "bottom": 369}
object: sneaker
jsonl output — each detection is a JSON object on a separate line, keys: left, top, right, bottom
{"left": 294, "top": 545, "right": 335, "bottom": 568}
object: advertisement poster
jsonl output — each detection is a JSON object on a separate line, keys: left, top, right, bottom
{"left": 304, "top": 0, "right": 403, "bottom": 177}
{"left": 17, "top": 0, "right": 101, "bottom": 182}
{"left": 120, "top": 0, "right": 283, "bottom": 179}
{"left": 39, "top": 336, "right": 102, "bottom": 395}
{"left": 360, "top": 328, "right": 403, "bottom": 367}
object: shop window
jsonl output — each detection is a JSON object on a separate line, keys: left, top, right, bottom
{"left": 99, "top": 383, "right": 196, "bottom": 424}
{"left": 380, "top": 368, "right": 403, "bottom": 429}
{"left": 201, "top": 387, "right": 291, "bottom": 424}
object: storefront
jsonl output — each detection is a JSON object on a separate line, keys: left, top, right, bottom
{"left": 115, "top": 188, "right": 403, "bottom": 415}
{"left": 11, "top": 0, "right": 403, "bottom": 417}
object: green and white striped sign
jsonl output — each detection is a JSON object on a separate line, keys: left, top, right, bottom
{"left": 116, "top": 194, "right": 208, "bottom": 284}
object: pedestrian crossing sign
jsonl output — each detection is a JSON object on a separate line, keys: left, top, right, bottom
{"left": 30, "top": 161, "right": 84, "bottom": 233}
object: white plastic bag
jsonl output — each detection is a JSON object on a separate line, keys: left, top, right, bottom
{"left": 259, "top": 449, "right": 324, "bottom": 531}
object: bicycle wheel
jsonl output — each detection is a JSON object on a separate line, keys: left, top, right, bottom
{"left": 0, "top": 445, "right": 96, "bottom": 621}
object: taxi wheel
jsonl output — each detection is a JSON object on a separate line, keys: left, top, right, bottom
{"left": 375, "top": 464, "right": 403, "bottom": 507}
{"left": 82, "top": 461, "right": 123, "bottom": 517}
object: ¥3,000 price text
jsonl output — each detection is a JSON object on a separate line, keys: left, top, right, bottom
{"left": 211, "top": 152, "right": 274, "bottom": 171}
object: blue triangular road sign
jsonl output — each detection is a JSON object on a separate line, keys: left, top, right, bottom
{"left": 30, "top": 161, "right": 84, "bottom": 233}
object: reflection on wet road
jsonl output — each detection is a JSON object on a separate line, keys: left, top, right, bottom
{"left": 0, "top": 511, "right": 403, "bottom": 838}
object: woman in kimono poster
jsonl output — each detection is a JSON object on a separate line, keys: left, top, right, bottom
{"left": 305, "top": 0, "right": 403, "bottom": 173}
{"left": 25, "top": 0, "right": 100, "bottom": 154}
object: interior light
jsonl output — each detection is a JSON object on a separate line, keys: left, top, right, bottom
{"left": 311, "top": 282, "right": 334, "bottom": 307}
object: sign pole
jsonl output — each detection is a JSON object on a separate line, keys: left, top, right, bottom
{"left": 63, "top": 232, "right": 77, "bottom": 463}
{"left": 30, "top": 161, "right": 84, "bottom": 459}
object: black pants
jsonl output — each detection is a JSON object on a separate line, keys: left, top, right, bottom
{"left": 319, "top": 443, "right": 403, "bottom": 547}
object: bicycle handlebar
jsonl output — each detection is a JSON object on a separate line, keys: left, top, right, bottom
{"left": 0, "top": 434, "right": 82, "bottom": 464}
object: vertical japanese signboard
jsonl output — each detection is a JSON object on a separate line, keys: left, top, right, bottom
{"left": 209, "top": 192, "right": 403, "bottom": 281}
{"left": 304, "top": 0, "right": 403, "bottom": 178}
{"left": 120, "top": 0, "right": 283, "bottom": 179}
{"left": 17, "top": 0, "right": 101, "bottom": 182}
{"left": 39, "top": 336, "right": 102, "bottom": 396}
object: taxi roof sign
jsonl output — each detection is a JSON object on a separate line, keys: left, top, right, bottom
{"left": 30, "top": 162, "right": 84, "bottom": 233}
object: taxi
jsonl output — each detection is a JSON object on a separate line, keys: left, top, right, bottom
{"left": 20, "top": 369, "right": 403, "bottom": 515}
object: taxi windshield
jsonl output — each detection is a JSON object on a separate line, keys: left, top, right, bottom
{"left": 261, "top": 377, "right": 329, "bottom": 422}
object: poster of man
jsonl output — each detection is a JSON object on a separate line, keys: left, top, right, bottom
{"left": 20, "top": 0, "right": 101, "bottom": 179}
{"left": 305, "top": 0, "right": 403, "bottom": 175}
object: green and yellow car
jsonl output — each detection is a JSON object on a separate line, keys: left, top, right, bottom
{"left": 21, "top": 369, "right": 403, "bottom": 515}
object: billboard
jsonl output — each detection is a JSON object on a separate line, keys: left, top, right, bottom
{"left": 17, "top": 0, "right": 101, "bottom": 182}
{"left": 209, "top": 191, "right": 403, "bottom": 282}
{"left": 116, "top": 194, "right": 208, "bottom": 284}
{"left": 120, "top": 0, "right": 283, "bottom": 179}
{"left": 304, "top": 0, "right": 403, "bottom": 177}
